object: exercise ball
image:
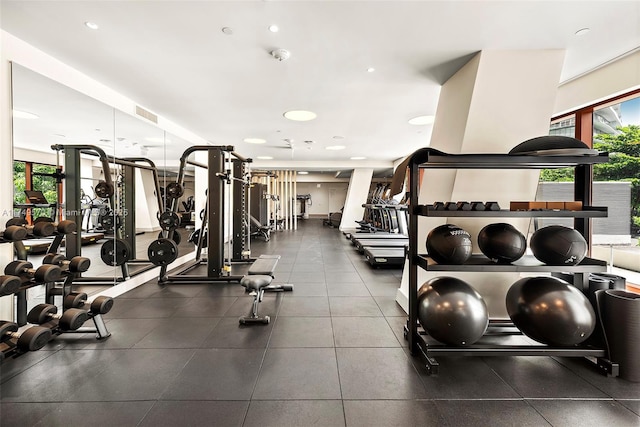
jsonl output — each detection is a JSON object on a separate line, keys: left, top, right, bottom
{"left": 506, "top": 276, "right": 595, "bottom": 346}
{"left": 426, "top": 224, "right": 473, "bottom": 264}
{"left": 417, "top": 276, "right": 489, "bottom": 346}
{"left": 477, "top": 223, "right": 526, "bottom": 263}
{"left": 530, "top": 225, "right": 587, "bottom": 266}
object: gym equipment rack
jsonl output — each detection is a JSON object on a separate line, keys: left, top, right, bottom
{"left": 400, "top": 148, "right": 618, "bottom": 376}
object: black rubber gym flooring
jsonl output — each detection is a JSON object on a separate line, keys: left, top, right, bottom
{"left": 2, "top": 219, "right": 640, "bottom": 426}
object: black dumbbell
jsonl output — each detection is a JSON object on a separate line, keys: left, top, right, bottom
{"left": 63, "top": 293, "right": 114, "bottom": 315}
{"left": 4, "top": 261, "right": 61, "bottom": 283}
{"left": 1, "top": 225, "right": 28, "bottom": 242}
{"left": 0, "top": 320, "right": 52, "bottom": 352}
{"left": 56, "top": 220, "right": 77, "bottom": 235}
{"left": 456, "top": 201, "right": 472, "bottom": 211}
{"left": 27, "top": 304, "right": 89, "bottom": 331}
{"left": 5, "top": 218, "right": 55, "bottom": 237}
{"left": 485, "top": 201, "right": 501, "bottom": 211}
{"left": 42, "top": 254, "right": 91, "bottom": 273}
{"left": 470, "top": 201, "right": 486, "bottom": 211}
{"left": 0, "top": 275, "right": 21, "bottom": 296}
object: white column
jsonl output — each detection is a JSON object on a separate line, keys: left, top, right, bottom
{"left": 340, "top": 168, "right": 374, "bottom": 231}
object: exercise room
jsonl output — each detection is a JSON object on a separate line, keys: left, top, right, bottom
{"left": 1, "top": 1, "right": 640, "bottom": 426}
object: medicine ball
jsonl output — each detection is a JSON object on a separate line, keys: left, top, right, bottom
{"left": 477, "top": 223, "right": 526, "bottom": 263}
{"left": 530, "top": 225, "right": 587, "bottom": 266}
{"left": 506, "top": 276, "right": 595, "bottom": 346}
{"left": 426, "top": 224, "right": 473, "bottom": 265}
{"left": 417, "top": 276, "right": 488, "bottom": 346}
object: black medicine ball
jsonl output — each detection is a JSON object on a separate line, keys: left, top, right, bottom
{"left": 530, "top": 225, "right": 587, "bottom": 266}
{"left": 426, "top": 224, "right": 473, "bottom": 265}
{"left": 477, "top": 223, "right": 526, "bottom": 263}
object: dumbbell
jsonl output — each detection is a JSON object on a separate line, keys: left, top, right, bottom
{"left": 4, "top": 261, "right": 61, "bottom": 283}
{"left": 0, "top": 320, "right": 52, "bottom": 352}
{"left": 0, "top": 275, "right": 21, "bottom": 296}
{"left": 5, "top": 218, "right": 55, "bottom": 237}
{"left": 55, "top": 220, "right": 77, "bottom": 235}
{"left": 1, "top": 225, "right": 28, "bottom": 242}
{"left": 42, "top": 254, "right": 91, "bottom": 274}
{"left": 63, "top": 293, "right": 114, "bottom": 316}
{"left": 27, "top": 304, "right": 89, "bottom": 331}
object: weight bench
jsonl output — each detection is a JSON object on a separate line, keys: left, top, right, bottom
{"left": 239, "top": 255, "right": 293, "bottom": 325}
{"left": 249, "top": 215, "right": 272, "bottom": 242}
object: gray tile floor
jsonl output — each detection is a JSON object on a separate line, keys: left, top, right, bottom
{"left": 2, "top": 219, "right": 640, "bottom": 426}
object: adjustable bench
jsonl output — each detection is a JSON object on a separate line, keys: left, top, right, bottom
{"left": 239, "top": 254, "right": 293, "bottom": 324}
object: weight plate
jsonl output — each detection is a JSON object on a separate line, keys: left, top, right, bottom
{"left": 57, "top": 220, "right": 77, "bottom": 234}
{"left": 3, "top": 225, "right": 28, "bottom": 241}
{"left": 59, "top": 309, "right": 89, "bottom": 331}
{"left": 16, "top": 326, "right": 52, "bottom": 352}
{"left": 0, "top": 320, "right": 19, "bottom": 338}
{"left": 159, "top": 211, "right": 181, "bottom": 231}
{"left": 90, "top": 296, "right": 114, "bottom": 315}
{"left": 5, "top": 217, "right": 27, "bottom": 227}
{"left": 165, "top": 182, "right": 184, "bottom": 199}
{"left": 94, "top": 181, "right": 115, "bottom": 198}
{"left": 148, "top": 238, "right": 179, "bottom": 267}
{"left": 27, "top": 303, "right": 57, "bottom": 325}
{"left": 4, "top": 261, "right": 32, "bottom": 276}
{"left": 34, "top": 265, "right": 62, "bottom": 283}
{"left": 0, "top": 275, "right": 21, "bottom": 296}
{"left": 100, "top": 238, "right": 132, "bottom": 266}
{"left": 42, "top": 253, "right": 65, "bottom": 265}
{"left": 69, "top": 257, "right": 91, "bottom": 273}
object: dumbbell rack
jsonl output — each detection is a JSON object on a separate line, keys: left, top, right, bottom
{"left": 401, "top": 148, "right": 618, "bottom": 375}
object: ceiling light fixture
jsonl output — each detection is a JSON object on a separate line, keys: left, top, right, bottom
{"left": 284, "top": 110, "right": 316, "bottom": 121}
{"left": 575, "top": 27, "right": 590, "bottom": 36}
{"left": 12, "top": 110, "right": 39, "bottom": 119}
{"left": 326, "top": 145, "right": 346, "bottom": 151}
{"left": 268, "top": 25, "right": 279, "bottom": 33}
{"left": 221, "top": 27, "right": 233, "bottom": 35}
{"left": 408, "top": 115, "right": 435, "bottom": 125}
{"left": 298, "top": 171, "right": 309, "bottom": 175}
{"left": 271, "top": 48, "right": 291, "bottom": 61}
{"left": 243, "top": 138, "right": 266, "bottom": 144}
{"left": 367, "top": 67, "right": 375, "bottom": 73}
{"left": 84, "top": 21, "right": 99, "bottom": 30}
{"left": 256, "top": 156, "right": 273, "bottom": 160}
{"left": 350, "top": 156, "right": 366, "bottom": 160}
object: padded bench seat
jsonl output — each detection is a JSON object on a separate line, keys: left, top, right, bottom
{"left": 248, "top": 254, "right": 280, "bottom": 276}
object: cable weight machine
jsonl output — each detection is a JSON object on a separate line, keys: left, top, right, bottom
{"left": 149, "top": 145, "right": 252, "bottom": 284}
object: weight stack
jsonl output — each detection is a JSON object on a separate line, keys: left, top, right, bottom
{"left": 598, "top": 289, "right": 640, "bottom": 382}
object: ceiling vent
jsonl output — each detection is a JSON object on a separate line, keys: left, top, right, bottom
{"left": 135, "top": 106, "right": 158, "bottom": 124}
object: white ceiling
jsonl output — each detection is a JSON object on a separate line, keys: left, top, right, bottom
{"left": 2, "top": 1, "right": 640, "bottom": 169}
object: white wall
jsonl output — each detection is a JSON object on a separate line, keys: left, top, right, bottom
{"left": 340, "top": 168, "right": 373, "bottom": 230}
{"left": 295, "top": 182, "right": 348, "bottom": 217}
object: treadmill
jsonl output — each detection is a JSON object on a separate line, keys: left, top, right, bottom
{"left": 363, "top": 247, "right": 406, "bottom": 267}
{"left": 354, "top": 238, "right": 408, "bottom": 253}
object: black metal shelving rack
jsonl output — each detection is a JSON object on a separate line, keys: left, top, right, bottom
{"left": 404, "top": 149, "right": 618, "bottom": 375}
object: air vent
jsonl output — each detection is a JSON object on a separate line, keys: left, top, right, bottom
{"left": 135, "top": 106, "right": 158, "bottom": 124}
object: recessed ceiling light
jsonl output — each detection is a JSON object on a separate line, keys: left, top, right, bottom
{"left": 84, "top": 21, "right": 99, "bottom": 30}
{"left": 243, "top": 138, "right": 266, "bottom": 144}
{"left": 408, "top": 115, "right": 435, "bottom": 125}
{"left": 367, "top": 67, "right": 375, "bottom": 73}
{"left": 221, "top": 27, "right": 233, "bottom": 35}
{"left": 12, "top": 110, "right": 39, "bottom": 119}
{"left": 256, "top": 156, "right": 273, "bottom": 160}
{"left": 350, "top": 156, "right": 366, "bottom": 160}
{"left": 268, "top": 25, "right": 279, "bottom": 33}
{"left": 326, "top": 145, "right": 346, "bottom": 151}
{"left": 575, "top": 27, "right": 590, "bottom": 36}
{"left": 284, "top": 110, "right": 317, "bottom": 121}
{"left": 298, "top": 171, "right": 309, "bottom": 175}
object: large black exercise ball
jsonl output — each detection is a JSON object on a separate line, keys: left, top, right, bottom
{"left": 506, "top": 276, "right": 595, "bottom": 346}
{"left": 530, "top": 225, "right": 587, "bottom": 266}
{"left": 426, "top": 224, "right": 473, "bottom": 264}
{"left": 477, "top": 223, "right": 526, "bottom": 263}
{"left": 417, "top": 276, "right": 489, "bottom": 346}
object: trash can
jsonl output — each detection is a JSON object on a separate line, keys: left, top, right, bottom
{"left": 598, "top": 289, "right": 640, "bottom": 382}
